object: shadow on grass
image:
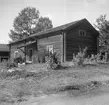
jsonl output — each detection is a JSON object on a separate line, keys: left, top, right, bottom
{"left": 58, "top": 81, "right": 101, "bottom": 92}
{"left": 50, "top": 65, "right": 72, "bottom": 71}
{"left": 83, "top": 64, "right": 97, "bottom": 67}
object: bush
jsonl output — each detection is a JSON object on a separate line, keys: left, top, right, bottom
{"left": 0, "top": 60, "right": 8, "bottom": 72}
{"left": 72, "top": 47, "right": 88, "bottom": 66}
{"left": 6, "top": 59, "right": 17, "bottom": 69}
{"left": 47, "top": 52, "right": 61, "bottom": 69}
{"left": 14, "top": 55, "right": 23, "bottom": 64}
{"left": 88, "top": 52, "right": 109, "bottom": 64}
{"left": 0, "top": 59, "right": 17, "bottom": 72}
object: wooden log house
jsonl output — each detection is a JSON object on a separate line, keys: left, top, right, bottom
{"left": 8, "top": 18, "right": 99, "bottom": 63}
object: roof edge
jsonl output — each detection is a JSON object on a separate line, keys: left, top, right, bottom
{"left": 9, "top": 18, "right": 86, "bottom": 45}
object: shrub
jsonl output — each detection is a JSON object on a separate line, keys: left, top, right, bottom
{"left": 83, "top": 52, "right": 109, "bottom": 65}
{"left": 104, "top": 52, "right": 109, "bottom": 62}
{"left": 0, "top": 60, "right": 8, "bottom": 72}
{"left": 72, "top": 47, "right": 88, "bottom": 66}
{"left": 47, "top": 52, "right": 61, "bottom": 69}
{"left": 73, "top": 52, "right": 84, "bottom": 66}
{"left": 14, "top": 55, "right": 23, "bottom": 64}
{"left": 0, "top": 59, "right": 17, "bottom": 72}
{"left": 7, "top": 59, "right": 17, "bottom": 69}
{"left": 89, "top": 52, "right": 109, "bottom": 64}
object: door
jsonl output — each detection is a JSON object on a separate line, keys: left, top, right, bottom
{"left": 28, "top": 48, "right": 33, "bottom": 61}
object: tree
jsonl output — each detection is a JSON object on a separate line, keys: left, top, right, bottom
{"left": 94, "top": 15, "right": 109, "bottom": 52}
{"left": 9, "top": 7, "right": 53, "bottom": 42}
{"left": 35, "top": 17, "right": 53, "bottom": 32}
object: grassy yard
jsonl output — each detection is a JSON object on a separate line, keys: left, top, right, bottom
{"left": 0, "top": 62, "right": 109, "bottom": 104}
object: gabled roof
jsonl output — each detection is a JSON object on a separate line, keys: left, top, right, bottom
{"left": 31, "top": 18, "right": 82, "bottom": 37}
{"left": 0, "top": 44, "right": 9, "bottom": 52}
{"left": 9, "top": 18, "right": 98, "bottom": 45}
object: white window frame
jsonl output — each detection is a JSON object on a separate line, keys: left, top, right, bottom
{"left": 46, "top": 45, "right": 54, "bottom": 53}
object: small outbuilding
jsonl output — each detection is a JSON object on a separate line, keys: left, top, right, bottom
{"left": 0, "top": 44, "right": 10, "bottom": 62}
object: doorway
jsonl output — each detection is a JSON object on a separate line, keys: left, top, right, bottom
{"left": 28, "top": 48, "right": 33, "bottom": 61}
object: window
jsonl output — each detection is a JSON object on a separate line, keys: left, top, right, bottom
{"left": 46, "top": 45, "right": 53, "bottom": 53}
{"left": 79, "top": 30, "right": 86, "bottom": 36}
{"left": 28, "top": 48, "right": 33, "bottom": 61}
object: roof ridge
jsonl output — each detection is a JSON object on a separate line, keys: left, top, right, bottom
{"left": 30, "top": 18, "right": 85, "bottom": 37}
{"left": 33, "top": 18, "right": 85, "bottom": 34}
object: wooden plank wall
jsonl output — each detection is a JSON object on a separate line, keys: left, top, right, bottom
{"left": 10, "top": 42, "right": 25, "bottom": 59}
{"left": 66, "top": 23, "right": 98, "bottom": 61}
{"left": 37, "top": 34, "right": 63, "bottom": 62}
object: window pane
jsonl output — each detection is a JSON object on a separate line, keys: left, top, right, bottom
{"left": 46, "top": 45, "right": 53, "bottom": 53}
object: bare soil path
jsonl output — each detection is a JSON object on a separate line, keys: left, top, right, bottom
{"left": 18, "top": 74, "right": 109, "bottom": 105}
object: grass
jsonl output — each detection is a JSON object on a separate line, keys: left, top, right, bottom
{"left": 0, "top": 62, "right": 109, "bottom": 104}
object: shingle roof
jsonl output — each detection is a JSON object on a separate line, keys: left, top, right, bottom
{"left": 0, "top": 44, "right": 9, "bottom": 52}
{"left": 9, "top": 18, "right": 89, "bottom": 45}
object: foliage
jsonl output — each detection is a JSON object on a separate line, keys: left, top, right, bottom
{"left": 72, "top": 47, "right": 88, "bottom": 66}
{"left": 96, "top": 52, "right": 109, "bottom": 63}
{"left": 94, "top": 14, "right": 109, "bottom": 52}
{"left": 47, "top": 52, "right": 61, "bottom": 69}
{"left": 35, "top": 17, "right": 53, "bottom": 32}
{"left": 84, "top": 52, "right": 109, "bottom": 65}
{"left": 14, "top": 55, "right": 23, "bottom": 64}
{"left": 0, "top": 59, "right": 17, "bottom": 72}
{"left": 7, "top": 60, "right": 17, "bottom": 69}
{"left": 73, "top": 52, "right": 84, "bottom": 66}
{"left": 0, "top": 60, "right": 8, "bottom": 71}
{"left": 9, "top": 7, "right": 53, "bottom": 42}
{"left": 72, "top": 45, "right": 109, "bottom": 66}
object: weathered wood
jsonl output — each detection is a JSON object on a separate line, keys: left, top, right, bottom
{"left": 66, "top": 22, "right": 98, "bottom": 61}
{"left": 37, "top": 34, "right": 63, "bottom": 62}
{"left": 9, "top": 19, "right": 99, "bottom": 62}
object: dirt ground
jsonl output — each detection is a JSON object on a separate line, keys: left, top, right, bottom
{"left": 12, "top": 79, "right": 109, "bottom": 105}
{"left": 1, "top": 63, "right": 109, "bottom": 105}
{"left": 18, "top": 72, "right": 109, "bottom": 105}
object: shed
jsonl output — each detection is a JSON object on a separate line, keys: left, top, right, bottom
{"left": 0, "top": 44, "right": 10, "bottom": 62}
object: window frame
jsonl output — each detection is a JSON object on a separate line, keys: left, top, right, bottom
{"left": 79, "top": 29, "right": 86, "bottom": 36}
{"left": 46, "top": 45, "right": 54, "bottom": 54}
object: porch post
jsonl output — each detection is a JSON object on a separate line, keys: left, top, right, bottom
{"left": 24, "top": 40, "right": 26, "bottom": 63}
{"left": 97, "top": 36, "right": 99, "bottom": 53}
{"left": 62, "top": 31, "right": 66, "bottom": 62}
{"left": 63, "top": 32, "right": 66, "bottom": 62}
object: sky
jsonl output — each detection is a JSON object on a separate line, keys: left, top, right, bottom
{"left": 0, "top": 0, "right": 109, "bottom": 44}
